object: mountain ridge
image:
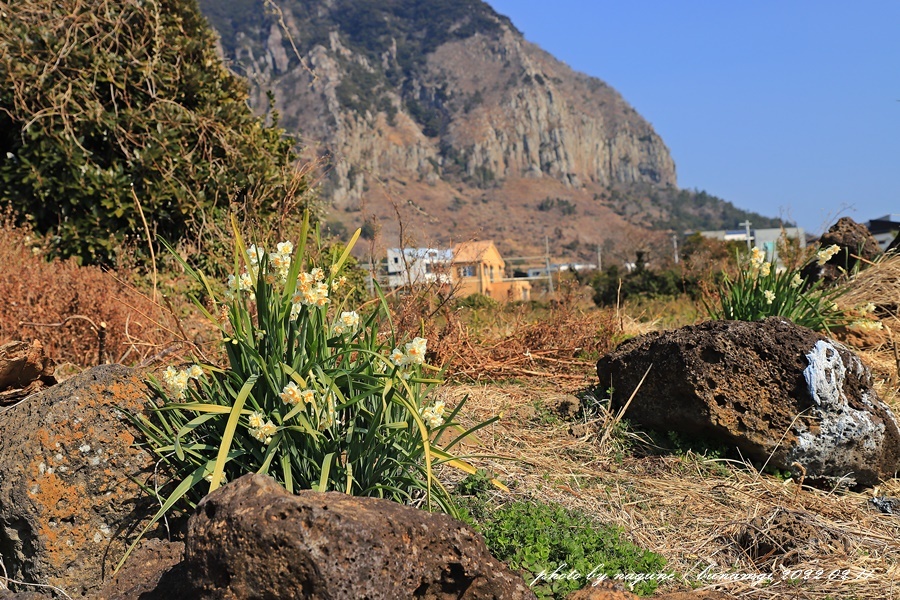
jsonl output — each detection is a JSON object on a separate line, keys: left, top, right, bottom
{"left": 199, "top": 0, "right": 786, "bottom": 263}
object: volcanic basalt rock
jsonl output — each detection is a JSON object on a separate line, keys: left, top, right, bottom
{"left": 147, "top": 473, "right": 536, "bottom": 599}
{"left": 596, "top": 317, "right": 900, "bottom": 487}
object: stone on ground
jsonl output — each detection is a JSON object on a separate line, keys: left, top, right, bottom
{"left": 596, "top": 317, "right": 900, "bottom": 487}
{"left": 146, "top": 473, "right": 536, "bottom": 600}
{"left": 0, "top": 364, "right": 156, "bottom": 597}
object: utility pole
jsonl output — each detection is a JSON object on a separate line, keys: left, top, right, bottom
{"left": 597, "top": 243, "right": 602, "bottom": 271}
{"left": 672, "top": 233, "right": 679, "bottom": 265}
{"left": 545, "top": 236, "right": 554, "bottom": 294}
{"left": 739, "top": 220, "right": 753, "bottom": 251}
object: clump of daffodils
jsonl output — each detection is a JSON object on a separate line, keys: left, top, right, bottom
{"left": 137, "top": 220, "right": 499, "bottom": 528}
{"left": 708, "top": 241, "right": 852, "bottom": 332}
{"left": 162, "top": 364, "right": 204, "bottom": 399}
{"left": 816, "top": 244, "right": 841, "bottom": 266}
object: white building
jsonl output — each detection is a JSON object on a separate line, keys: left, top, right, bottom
{"left": 385, "top": 247, "right": 453, "bottom": 288}
{"left": 866, "top": 214, "right": 900, "bottom": 251}
{"left": 526, "top": 263, "right": 597, "bottom": 278}
{"left": 699, "top": 226, "right": 806, "bottom": 264}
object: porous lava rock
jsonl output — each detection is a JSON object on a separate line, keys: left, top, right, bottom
{"left": 802, "top": 217, "right": 882, "bottom": 284}
{"left": 149, "top": 473, "right": 536, "bottom": 600}
{"left": 734, "top": 508, "right": 847, "bottom": 566}
{"left": 92, "top": 538, "right": 185, "bottom": 600}
{"left": 0, "top": 364, "right": 156, "bottom": 597}
{"left": 596, "top": 318, "right": 900, "bottom": 487}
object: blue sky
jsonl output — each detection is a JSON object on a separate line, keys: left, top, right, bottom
{"left": 485, "top": 1, "right": 899, "bottom": 234}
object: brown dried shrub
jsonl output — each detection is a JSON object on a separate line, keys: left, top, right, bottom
{"left": 386, "top": 281, "right": 617, "bottom": 382}
{"left": 0, "top": 215, "right": 175, "bottom": 366}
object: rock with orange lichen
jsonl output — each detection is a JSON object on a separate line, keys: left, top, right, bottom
{"left": 0, "top": 364, "right": 157, "bottom": 597}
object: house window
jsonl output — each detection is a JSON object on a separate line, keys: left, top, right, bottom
{"left": 458, "top": 265, "right": 476, "bottom": 278}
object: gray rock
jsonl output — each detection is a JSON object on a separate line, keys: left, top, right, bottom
{"left": 148, "top": 473, "right": 536, "bottom": 600}
{"left": 0, "top": 364, "right": 156, "bottom": 597}
{"left": 596, "top": 317, "right": 900, "bottom": 487}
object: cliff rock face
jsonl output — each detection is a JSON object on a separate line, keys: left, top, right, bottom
{"left": 201, "top": 0, "right": 676, "bottom": 214}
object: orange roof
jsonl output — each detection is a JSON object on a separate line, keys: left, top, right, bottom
{"left": 452, "top": 240, "right": 501, "bottom": 264}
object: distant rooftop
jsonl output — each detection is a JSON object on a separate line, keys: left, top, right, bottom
{"left": 869, "top": 214, "right": 900, "bottom": 223}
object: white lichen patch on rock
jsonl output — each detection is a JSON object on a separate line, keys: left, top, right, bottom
{"left": 789, "top": 340, "right": 889, "bottom": 484}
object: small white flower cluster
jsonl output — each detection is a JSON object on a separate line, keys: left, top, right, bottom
{"left": 226, "top": 242, "right": 294, "bottom": 299}
{"left": 331, "top": 276, "right": 348, "bottom": 292}
{"left": 790, "top": 273, "right": 804, "bottom": 289}
{"left": 248, "top": 411, "right": 278, "bottom": 444}
{"left": 163, "top": 364, "right": 204, "bottom": 399}
{"left": 279, "top": 381, "right": 316, "bottom": 408}
{"left": 225, "top": 272, "right": 254, "bottom": 299}
{"left": 277, "top": 380, "right": 335, "bottom": 431}
{"left": 333, "top": 311, "right": 360, "bottom": 336}
{"left": 390, "top": 337, "right": 427, "bottom": 367}
{"left": 849, "top": 320, "right": 883, "bottom": 332}
{"left": 816, "top": 244, "right": 841, "bottom": 266}
{"left": 763, "top": 289, "right": 776, "bottom": 305}
{"left": 290, "top": 267, "right": 329, "bottom": 318}
{"left": 421, "top": 400, "right": 446, "bottom": 429}
{"left": 749, "top": 247, "right": 771, "bottom": 277}
{"left": 269, "top": 242, "right": 293, "bottom": 283}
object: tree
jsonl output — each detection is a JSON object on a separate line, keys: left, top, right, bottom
{"left": 0, "top": 0, "right": 311, "bottom": 264}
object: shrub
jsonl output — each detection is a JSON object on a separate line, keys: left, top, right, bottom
{"left": 705, "top": 245, "right": 862, "bottom": 332}
{"left": 590, "top": 264, "right": 699, "bottom": 307}
{"left": 0, "top": 0, "right": 310, "bottom": 265}
{"left": 125, "top": 216, "right": 499, "bottom": 565}
{"left": 0, "top": 212, "right": 173, "bottom": 366}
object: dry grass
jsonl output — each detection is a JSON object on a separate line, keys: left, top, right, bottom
{"left": 434, "top": 382, "right": 900, "bottom": 599}
{"left": 841, "top": 252, "right": 900, "bottom": 313}
{"left": 835, "top": 252, "right": 900, "bottom": 402}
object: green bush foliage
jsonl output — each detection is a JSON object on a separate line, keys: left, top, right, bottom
{"left": 0, "top": 0, "right": 309, "bottom": 264}
{"left": 455, "top": 478, "right": 668, "bottom": 599}
{"left": 604, "top": 184, "right": 789, "bottom": 233}
{"left": 589, "top": 260, "right": 700, "bottom": 307}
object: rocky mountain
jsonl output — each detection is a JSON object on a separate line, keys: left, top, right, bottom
{"left": 198, "top": 0, "right": 784, "bottom": 262}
